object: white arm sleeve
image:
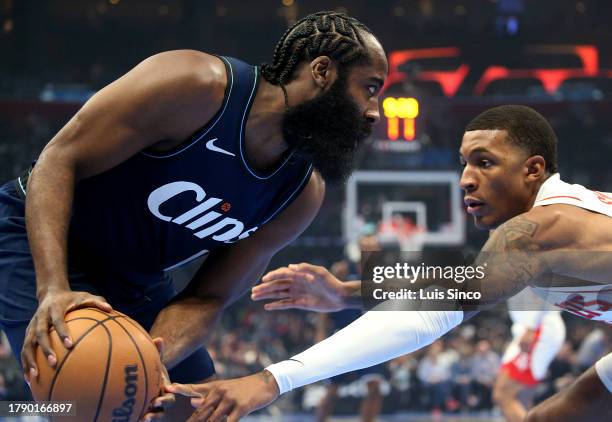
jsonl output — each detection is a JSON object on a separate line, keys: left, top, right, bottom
{"left": 266, "top": 309, "right": 464, "bottom": 394}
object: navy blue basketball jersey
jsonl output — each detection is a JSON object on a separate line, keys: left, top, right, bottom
{"left": 44, "top": 56, "right": 313, "bottom": 274}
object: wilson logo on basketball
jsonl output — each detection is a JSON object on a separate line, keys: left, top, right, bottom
{"left": 112, "top": 364, "right": 139, "bottom": 421}
{"left": 147, "top": 181, "right": 258, "bottom": 243}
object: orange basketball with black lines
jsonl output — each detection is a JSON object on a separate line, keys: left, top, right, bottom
{"left": 30, "top": 308, "right": 163, "bottom": 422}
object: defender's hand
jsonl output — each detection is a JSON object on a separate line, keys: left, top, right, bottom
{"left": 21, "top": 288, "right": 112, "bottom": 383}
{"left": 167, "top": 371, "right": 280, "bottom": 422}
{"left": 253, "top": 263, "right": 350, "bottom": 312}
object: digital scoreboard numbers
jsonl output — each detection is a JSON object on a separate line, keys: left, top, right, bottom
{"left": 383, "top": 97, "right": 419, "bottom": 141}
{"left": 373, "top": 97, "right": 423, "bottom": 152}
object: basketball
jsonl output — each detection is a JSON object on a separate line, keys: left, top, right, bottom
{"left": 30, "top": 308, "right": 163, "bottom": 422}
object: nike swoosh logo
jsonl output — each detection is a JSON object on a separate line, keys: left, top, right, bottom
{"left": 287, "top": 358, "right": 305, "bottom": 366}
{"left": 205, "top": 138, "right": 235, "bottom": 157}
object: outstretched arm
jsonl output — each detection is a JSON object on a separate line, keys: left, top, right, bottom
{"left": 267, "top": 216, "right": 549, "bottom": 388}
{"left": 254, "top": 216, "right": 546, "bottom": 316}
{"left": 171, "top": 216, "right": 549, "bottom": 421}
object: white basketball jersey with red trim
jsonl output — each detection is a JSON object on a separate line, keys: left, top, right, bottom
{"left": 532, "top": 173, "right": 612, "bottom": 216}
{"left": 530, "top": 173, "right": 612, "bottom": 324}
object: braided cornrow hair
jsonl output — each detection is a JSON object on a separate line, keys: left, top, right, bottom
{"left": 261, "top": 11, "right": 375, "bottom": 86}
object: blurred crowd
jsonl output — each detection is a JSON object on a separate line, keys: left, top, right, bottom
{"left": 196, "top": 299, "right": 611, "bottom": 416}
{"left": 0, "top": 297, "right": 610, "bottom": 417}
{"left": 2, "top": 1, "right": 611, "bottom": 98}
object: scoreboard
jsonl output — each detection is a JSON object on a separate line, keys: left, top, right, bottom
{"left": 382, "top": 97, "right": 419, "bottom": 141}
{"left": 374, "top": 96, "right": 423, "bottom": 152}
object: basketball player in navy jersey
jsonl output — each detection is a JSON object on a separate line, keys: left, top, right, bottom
{"left": 172, "top": 105, "right": 612, "bottom": 422}
{"left": 0, "top": 11, "right": 387, "bottom": 419}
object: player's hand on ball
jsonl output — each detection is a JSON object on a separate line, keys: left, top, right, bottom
{"left": 167, "top": 371, "right": 280, "bottom": 422}
{"left": 21, "top": 288, "right": 112, "bottom": 383}
{"left": 253, "top": 263, "right": 350, "bottom": 312}
{"left": 140, "top": 338, "right": 175, "bottom": 421}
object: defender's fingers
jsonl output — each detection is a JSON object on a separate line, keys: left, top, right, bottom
{"left": 263, "top": 299, "right": 300, "bottom": 311}
{"left": 261, "top": 267, "right": 296, "bottom": 283}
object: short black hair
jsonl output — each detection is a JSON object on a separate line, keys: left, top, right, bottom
{"left": 465, "top": 105, "right": 558, "bottom": 173}
{"left": 261, "top": 11, "right": 375, "bottom": 86}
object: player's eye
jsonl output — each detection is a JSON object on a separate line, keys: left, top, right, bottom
{"left": 480, "top": 159, "right": 492, "bottom": 168}
{"left": 367, "top": 85, "right": 378, "bottom": 95}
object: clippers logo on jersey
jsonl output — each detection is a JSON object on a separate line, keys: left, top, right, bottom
{"left": 147, "top": 181, "right": 258, "bottom": 243}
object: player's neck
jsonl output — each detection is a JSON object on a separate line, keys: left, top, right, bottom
{"left": 244, "top": 78, "right": 290, "bottom": 172}
{"left": 526, "top": 174, "right": 552, "bottom": 211}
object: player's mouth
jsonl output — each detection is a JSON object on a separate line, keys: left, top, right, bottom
{"left": 464, "top": 197, "right": 486, "bottom": 215}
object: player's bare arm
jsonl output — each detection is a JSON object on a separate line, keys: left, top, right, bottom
{"left": 255, "top": 213, "right": 550, "bottom": 317}
{"left": 461, "top": 213, "right": 550, "bottom": 316}
{"left": 22, "top": 50, "right": 227, "bottom": 379}
{"left": 149, "top": 172, "right": 325, "bottom": 370}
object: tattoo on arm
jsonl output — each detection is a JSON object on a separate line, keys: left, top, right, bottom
{"left": 466, "top": 217, "right": 544, "bottom": 310}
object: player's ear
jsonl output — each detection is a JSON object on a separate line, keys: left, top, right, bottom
{"left": 525, "top": 155, "right": 546, "bottom": 181}
{"left": 310, "top": 56, "right": 337, "bottom": 89}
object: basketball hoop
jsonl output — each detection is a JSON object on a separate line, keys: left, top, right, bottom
{"left": 378, "top": 215, "right": 426, "bottom": 257}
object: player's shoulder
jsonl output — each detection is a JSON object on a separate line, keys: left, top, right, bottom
{"left": 123, "top": 50, "right": 229, "bottom": 141}
{"left": 139, "top": 50, "right": 227, "bottom": 92}
{"left": 506, "top": 205, "right": 577, "bottom": 249}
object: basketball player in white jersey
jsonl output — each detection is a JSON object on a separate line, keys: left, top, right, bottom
{"left": 168, "top": 105, "right": 611, "bottom": 422}
{"left": 493, "top": 289, "right": 566, "bottom": 422}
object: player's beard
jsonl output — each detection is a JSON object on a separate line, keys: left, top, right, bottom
{"left": 282, "top": 76, "right": 372, "bottom": 185}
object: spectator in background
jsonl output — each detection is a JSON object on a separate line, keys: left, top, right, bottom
{"left": 493, "top": 293, "right": 566, "bottom": 422}
{"left": 417, "top": 340, "right": 453, "bottom": 415}
{"left": 470, "top": 340, "right": 501, "bottom": 410}
{"left": 451, "top": 341, "right": 477, "bottom": 412}
{"left": 576, "top": 329, "right": 611, "bottom": 372}
{"left": 388, "top": 353, "right": 416, "bottom": 409}
{"left": 316, "top": 236, "right": 386, "bottom": 422}
{"left": 537, "top": 341, "right": 577, "bottom": 402}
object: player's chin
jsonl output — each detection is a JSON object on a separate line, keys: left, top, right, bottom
{"left": 473, "top": 214, "right": 498, "bottom": 230}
